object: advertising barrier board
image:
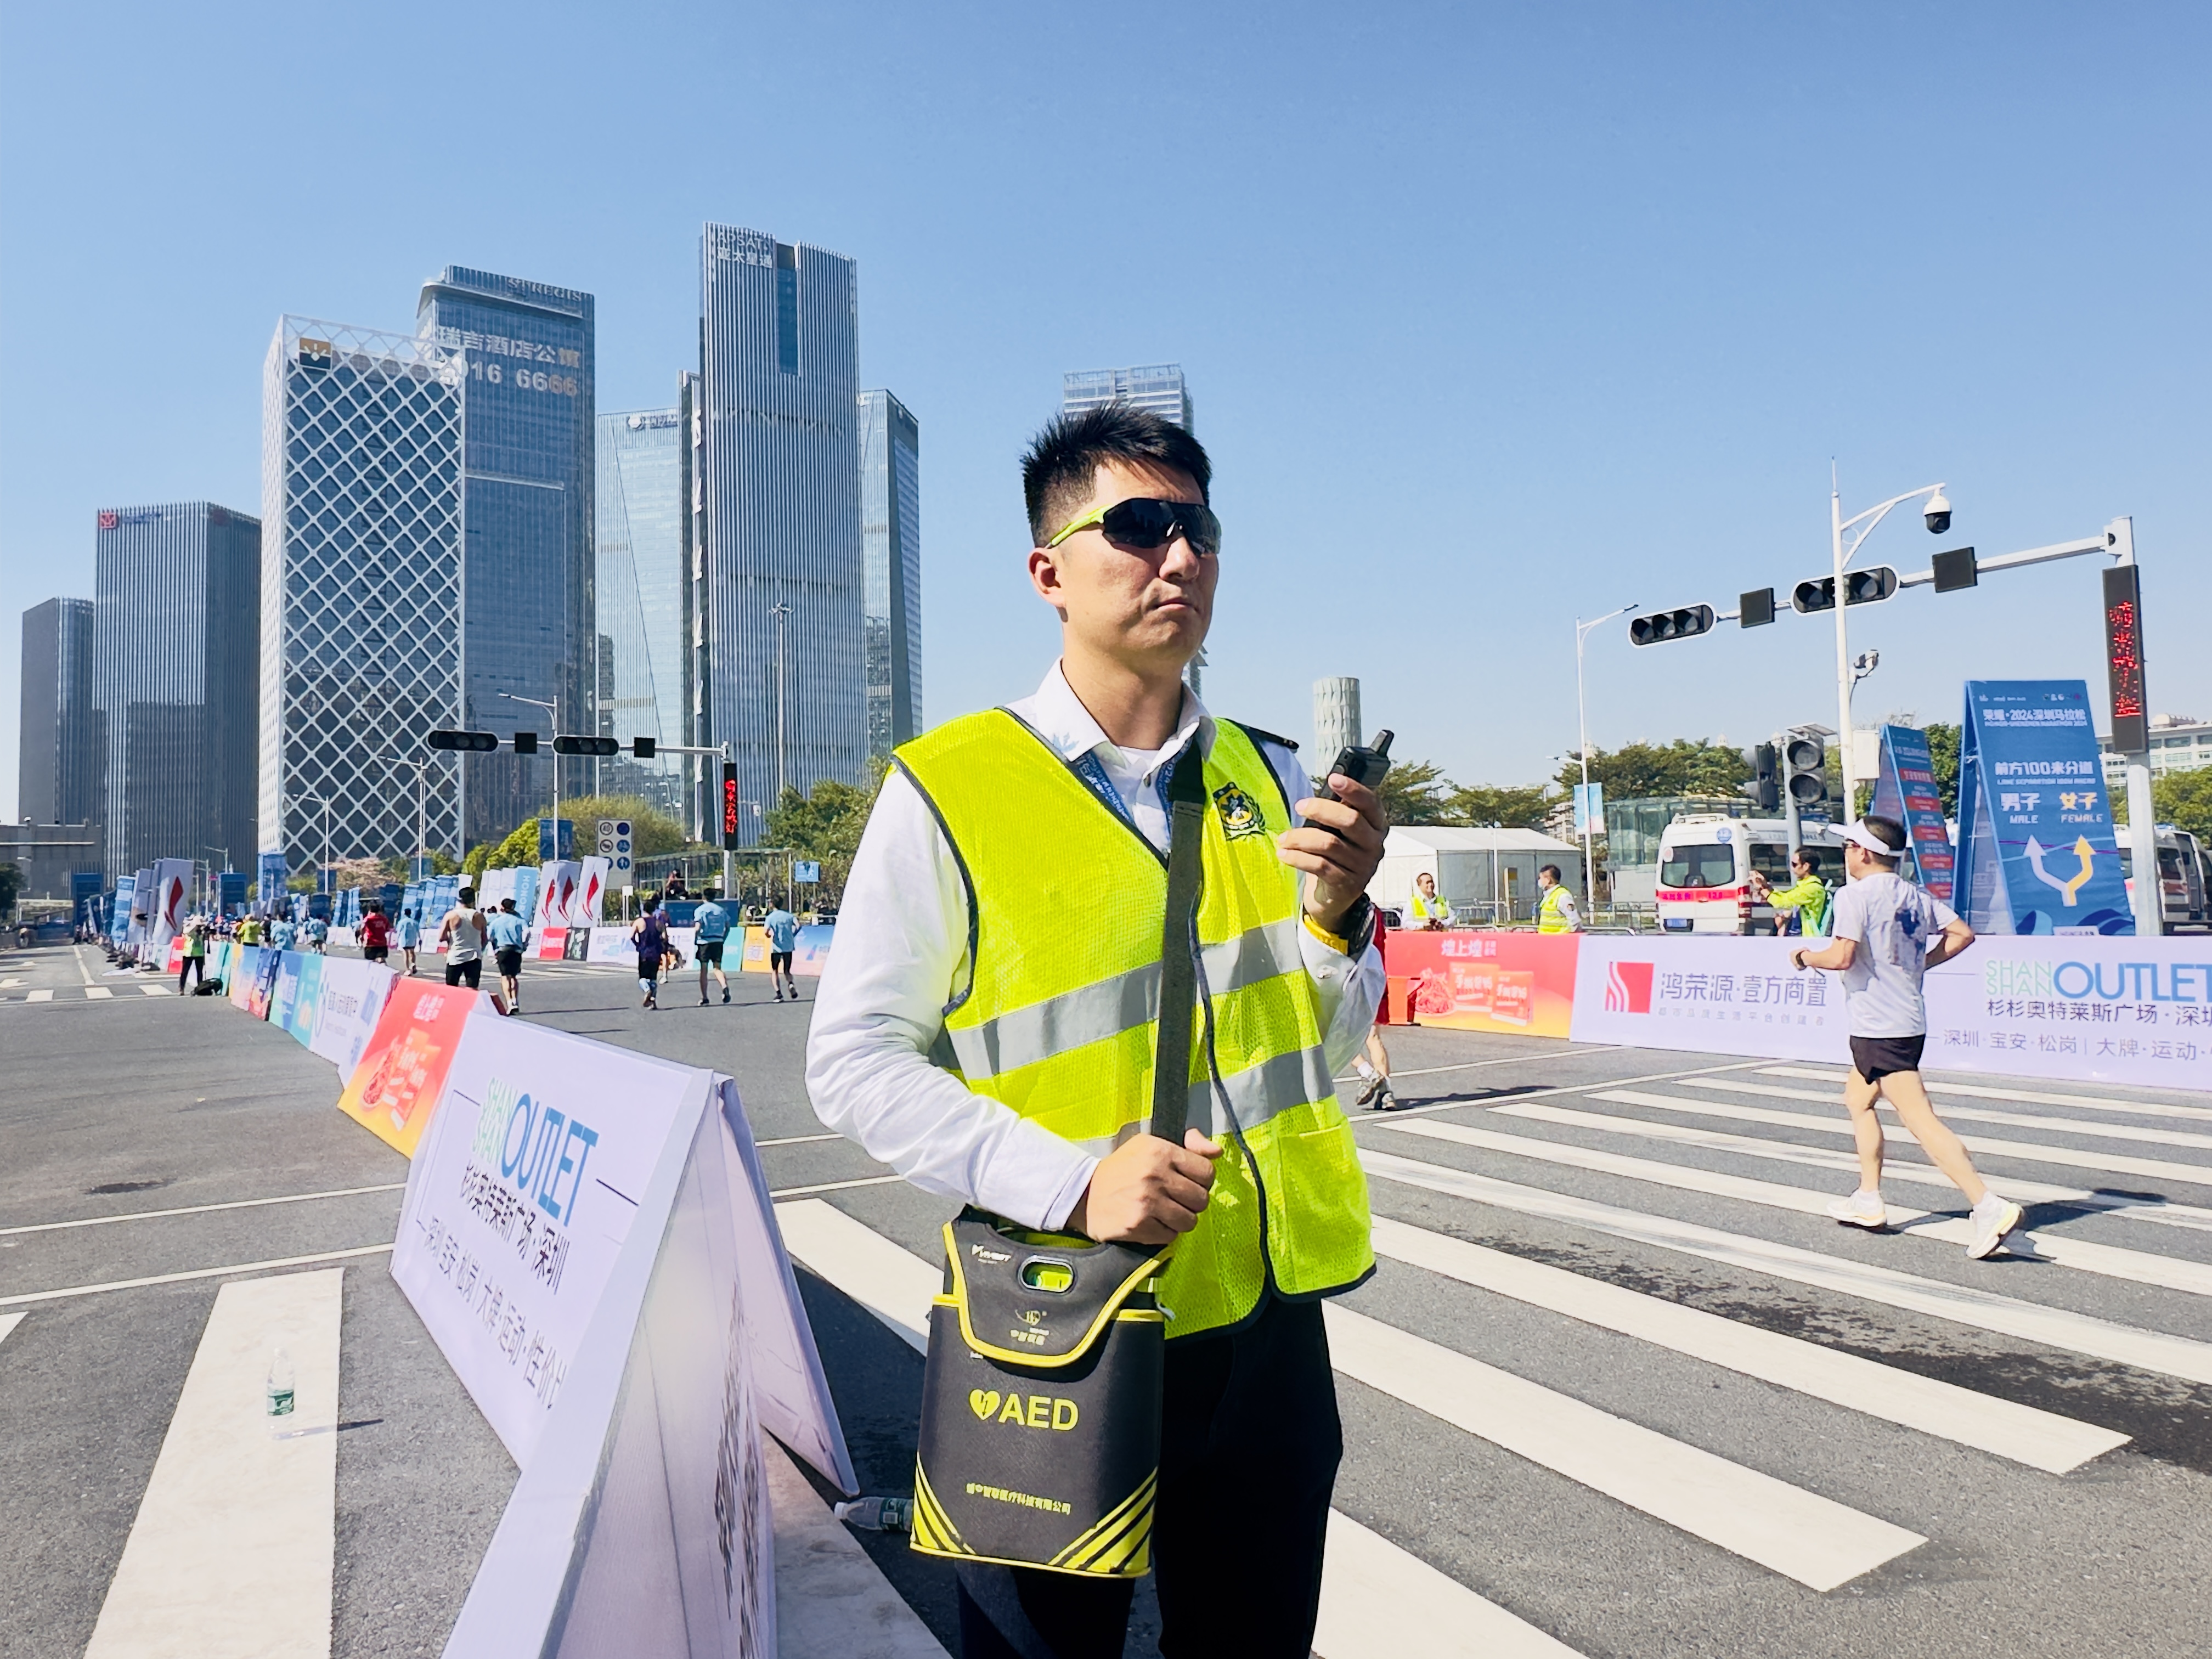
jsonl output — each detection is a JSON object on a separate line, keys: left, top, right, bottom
{"left": 1924, "top": 935, "right": 2212, "bottom": 1090}
{"left": 147, "top": 859, "right": 192, "bottom": 963}
{"left": 1567, "top": 935, "right": 1848, "bottom": 1062}
{"left": 274, "top": 951, "right": 323, "bottom": 1045}
{"left": 1379, "top": 930, "right": 1578, "bottom": 1037}
{"left": 336, "top": 978, "right": 491, "bottom": 1156}
{"left": 309, "top": 957, "right": 395, "bottom": 1075}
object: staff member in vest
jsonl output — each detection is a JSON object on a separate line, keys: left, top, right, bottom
{"left": 693, "top": 889, "right": 733, "bottom": 1006}
{"left": 1753, "top": 847, "right": 1831, "bottom": 937}
{"left": 1534, "top": 862, "right": 1581, "bottom": 933}
{"left": 809, "top": 405, "right": 1385, "bottom": 1659}
{"left": 1406, "top": 868, "right": 1451, "bottom": 929}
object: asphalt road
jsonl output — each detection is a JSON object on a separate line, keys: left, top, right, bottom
{"left": 4, "top": 941, "right": 2210, "bottom": 1657}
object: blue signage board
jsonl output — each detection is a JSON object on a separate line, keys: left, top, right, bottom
{"left": 1869, "top": 725, "right": 1956, "bottom": 902}
{"left": 218, "top": 872, "right": 247, "bottom": 915}
{"left": 258, "top": 852, "right": 288, "bottom": 910}
{"left": 1954, "top": 681, "right": 2133, "bottom": 936}
{"left": 538, "top": 817, "right": 574, "bottom": 861}
{"left": 71, "top": 870, "right": 104, "bottom": 926}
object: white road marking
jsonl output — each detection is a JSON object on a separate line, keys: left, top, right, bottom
{"left": 0, "top": 1245, "right": 393, "bottom": 1308}
{"left": 1393, "top": 1112, "right": 2212, "bottom": 1300}
{"left": 1315, "top": 1511, "right": 1585, "bottom": 1658}
{"left": 1369, "top": 1215, "right": 2125, "bottom": 1473}
{"left": 1336, "top": 1046, "right": 1623, "bottom": 1082}
{"left": 84, "top": 986, "right": 115, "bottom": 1000}
{"left": 0, "top": 1311, "right": 22, "bottom": 1347}
{"left": 140, "top": 985, "right": 173, "bottom": 997}
{"left": 1344, "top": 1058, "right": 1773, "bottom": 1121}
{"left": 1593, "top": 1088, "right": 2212, "bottom": 1189}
{"left": 1325, "top": 1304, "right": 1924, "bottom": 1590}
{"left": 1762, "top": 1065, "right": 2212, "bottom": 1124}
{"left": 25, "top": 989, "right": 52, "bottom": 1003}
{"left": 775, "top": 1199, "right": 1596, "bottom": 1639}
{"left": 0, "top": 1183, "right": 407, "bottom": 1239}
{"left": 1362, "top": 1150, "right": 2212, "bottom": 1387}
{"left": 76, "top": 946, "right": 98, "bottom": 986}
{"left": 1703, "top": 1076, "right": 2212, "bottom": 1153}
{"left": 0, "top": 978, "right": 20, "bottom": 988}
{"left": 755, "top": 1132, "right": 845, "bottom": 1148}
{"left": 1487, "top": 1099, "right": 2212, "bottom": 1237}
{"left": 769, "top": 1174, "right": 908, "bottom": 1198}
{"left": 83, "top": 1268, "right": 343, "bottom": 1658}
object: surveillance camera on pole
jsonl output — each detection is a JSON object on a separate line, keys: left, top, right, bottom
{"left": 1923, "top": 489, "right": 1953, "bottom": 535}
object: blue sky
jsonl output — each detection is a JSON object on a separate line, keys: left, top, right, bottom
{"left": 5, "top": 2, "right": 2207, "bottom": 819}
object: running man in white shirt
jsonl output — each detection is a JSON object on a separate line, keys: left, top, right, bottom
{"left": 1791, "top": 815, "right": 2023, "bottom": 1259}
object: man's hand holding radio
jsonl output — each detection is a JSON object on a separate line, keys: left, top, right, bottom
{"left": 1280, "top": 775, "right": 1387, "bottom": 936}
{"left": 1069, "top": 1128, "right": 1224, "bottom": 1245}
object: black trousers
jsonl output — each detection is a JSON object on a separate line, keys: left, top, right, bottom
{"left": 955, "top": 1294, "right": 1341, "bottom": 1659}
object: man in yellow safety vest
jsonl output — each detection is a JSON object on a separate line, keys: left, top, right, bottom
{"left": 808, "top": 403, "right": 1387, "bottom": 1658}
{"left": 1535, "top": 863, "right": 1582, "bottom": 933}
{"left": 1406, "top": 869, "right": 1451, "bottom": 929}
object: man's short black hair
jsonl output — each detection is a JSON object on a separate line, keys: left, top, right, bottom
{"left": 1539, "top": 864, "right": 1562, "bottom": 882}
{"left": 1022, "top": 403, "right": 1212, "bottom": 546}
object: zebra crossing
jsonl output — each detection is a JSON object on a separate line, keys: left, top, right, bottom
{"left": 775, "top": 1056, "right": 2212, "bottom": 1655}
{"left": 1, "top": 981, "right": 173, "bottom": 1005}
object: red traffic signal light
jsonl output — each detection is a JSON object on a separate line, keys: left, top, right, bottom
{"left": 1627, "top": 604, "right": 1716, "bottom": 646}
{"left": 427, "top": 729, "right": 499, "bottom": 752}
{"left": 721, "top": 763, "right": 742, "bottom": 850}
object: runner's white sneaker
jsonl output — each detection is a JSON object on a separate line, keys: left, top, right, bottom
{"left": 1827, "top": 1189, "right": 1888, "bottom": 1229}
{"left": 1968, "top": 1194, "right": 2024, "bottom": 1260}
{"left": 1354, "top": 1073, "right": 1384, "bottom": 1107}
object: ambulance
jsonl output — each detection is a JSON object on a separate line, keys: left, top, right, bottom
{"left": 1654, "top": 814, "right": 1843, "bottom": 934}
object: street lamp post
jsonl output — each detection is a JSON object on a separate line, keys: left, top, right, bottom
{"left": 1575, "top": 604, "right": 1635, "bottom": 913}
{"left": 286, "top": 793, "right": 334, "bottom": 895}
{"left": 500, "top": 692, "right": 561, "bottom": 849}
{"left": 1827, "top": 472, "right": 1951, "bottom": 813}
{"left": 770, "top": 603, "right": 793, "bottom": 803}
{"left": 375, "top": 755, "right": 431, "bottom": 878}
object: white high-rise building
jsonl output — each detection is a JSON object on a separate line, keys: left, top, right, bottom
{"left": 1061, "top": 364, "right": 1192, "bottom": 430}
{"left": 595, "top": 407, "right": 689, "bottom": 814}
{"left": 858, "top": 389, "right": 921, "bottom": 757}
{"left": 1314, "top": 676, "right": 1362, "bottom": 762}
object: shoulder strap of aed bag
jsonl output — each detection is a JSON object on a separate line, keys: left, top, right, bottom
{"left": 1147, "top": 738, "right": 1209, "bottom": 1147}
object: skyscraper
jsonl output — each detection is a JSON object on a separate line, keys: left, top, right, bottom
{"left": 262, "top": 318, "right": 466, "bottom": 870}
{"left": 1061, "top": 364, "right": 1193, "bottom": 430}
{"left": 94, "top": 503, "right": 260, "bottom": 879}
{"left": 858, "top": 389, "right": 921, "bottom": 755}
{"left": 1314, "top": 676, "right": 1362, "bottom": 761}
{"left": 697, "top": 224, "right": 865, "bottom": 837}
{"left": 418, "top": 267, "right": 596, "bottom": 844}
{"left": 595, "top": 406, "right": 689, "bottom": 814}
{"left": 19, "top": 597, "right": 99, "bottom": 833}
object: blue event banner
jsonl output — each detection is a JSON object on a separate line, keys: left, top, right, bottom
{"left": 1954, "top": 680, "right": 2133, "bottom": 936}
{"left": 1869, "top": 725, "right": 1956, "bottom": 902}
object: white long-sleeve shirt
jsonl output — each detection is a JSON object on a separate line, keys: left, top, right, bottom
{"left": 805, "top": 663, "right": 1384, "bottom": 1232}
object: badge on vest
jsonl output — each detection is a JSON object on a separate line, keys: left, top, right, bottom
{"left": 1212, "top": 781, "right": 1266, "bottom": 840}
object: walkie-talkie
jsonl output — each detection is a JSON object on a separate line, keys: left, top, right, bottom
{"left": 1312, "top": 729, "right": 1393, "bottom": 828}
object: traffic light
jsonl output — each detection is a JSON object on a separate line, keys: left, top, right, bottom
{"left": 1792, "top": 568, "right": 1898, "bottom": 613}
{"left": 1750, "top": 742, "right": 1780, "bottom": 811}
{"left": 427, "top": 729, "right": 499, "bottom": 752}
{"left": 1740, "top": 588, "right": 1776, "bottom": 629}
{"left": 721, "top": 763, "right": 742, "bottom": 850}
{"left": 511, "top": 731, "right": 539, "bottom": 755}
{"left": 1784, "top": 734, "right": 1827, "bottom": 811}
{"left": 552, "top": 734, "right": 620, "bottom": 757}
{"left": 1627, "top": 603, "right": 1716, "bottom": 646}
{"left": 631, "top": 736, "right": 656, "bottom": 759}
{"left": 1931, "top": 546, "right": 1978, "bottom": 592}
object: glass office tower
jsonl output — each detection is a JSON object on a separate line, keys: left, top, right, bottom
{"left": 857, "top": 389, "right": 921, "bottom": 756}
{"left": 262, "top": 318, "right": 466, "bottom": 871}
{"left": 698, "top": 224, "right": 865, "bottom": 840}
{"left": 93, "top": 504, "right": 261, "bottom": 879}
{"left": 594, "top": 407, "right": 688, "bottom": 814}
{"left": 19, "top": 596, "right": 100, "bottom": 834}
{"left": 1061, "top": 364, "right": 1193, "bottom": 430}
{"left": 417, "top": 267, "right": 595, "bottom": 846}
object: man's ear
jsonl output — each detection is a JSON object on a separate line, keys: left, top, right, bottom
{"left": 1028, "top": 545, "right": 1069, "bottom": 613}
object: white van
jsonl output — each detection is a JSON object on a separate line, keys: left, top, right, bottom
{"left": 1654, "top": 815, "right": 1842, "bottom": 934}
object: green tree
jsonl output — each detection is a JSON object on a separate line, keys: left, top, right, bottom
{"left": 1446, "top": 783, "right": 1554, "bottom": 830}
{"left": 1923, "top": 722, "right": 1961, "bottom": 819}
{"left": 763, "top": 764, "right": 889, "bottom": 900}
{"left": 1375, "top": 759, "right": 1454, "bottom": 825}
{"left": 0, "top": 861, "right": 21, "bottom": 920}
{"left": 465, "top": 794, "right": 692, "bottom": 876}
{"left": 2113, "top": 766, "right": 2212, "bottom": 843}
{"left": 1557, "top": 740, "right": 1750, "bottom": 802}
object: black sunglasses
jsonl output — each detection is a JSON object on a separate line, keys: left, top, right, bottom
{"left": 1046, "top": 496, "right": 1222, "bottom": 558}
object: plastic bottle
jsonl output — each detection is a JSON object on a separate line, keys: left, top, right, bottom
{"left": 832, "top": 1496, "right": 913, "bottom": 1533}
{"left": 267, "top": 1346, "right": 296, "bottom": 1417}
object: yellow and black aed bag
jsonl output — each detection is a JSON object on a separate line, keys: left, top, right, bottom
{"left": 912, "top": 742, "right": 1215, "bottom": 1578}
{"left": 911, "top": 1212, "right": 1172, "bottom": 1575}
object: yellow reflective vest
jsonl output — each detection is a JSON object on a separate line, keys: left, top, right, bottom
{"left": 1406, "top": 888, "right": 1451, "bottom": 925}
{"left": 895, "top": 710, "right": 1375, "bottom": 1340}
{"left": 1535, "top": 882, "right": 1578, "bottom": 933}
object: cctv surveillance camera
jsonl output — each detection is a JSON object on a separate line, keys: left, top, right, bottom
{"left": 1923, "top": 488, "right": 1953, "bottom": 535}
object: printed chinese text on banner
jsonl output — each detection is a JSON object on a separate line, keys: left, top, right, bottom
{"left": 336, "top": 977, "right": 491, "bottom": 1156}
{"left": 1868, "top": 725, "right": 1956, "bottom": 902}
{"left": 1381, "top": 930, "right": 1579, "bottom": 1037}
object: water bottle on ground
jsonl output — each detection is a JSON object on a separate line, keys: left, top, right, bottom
{"left": 266, "top": 1345, "right": 296, "bottom": 1417}
{"left": 833, "top": 1496, "right": 913, "bottom": 1532}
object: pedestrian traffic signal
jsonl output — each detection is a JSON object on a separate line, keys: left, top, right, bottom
{"left": 511, "top": 731, "right": 539, "bottom": 754}
{"left": 551, "top": 734, "right": 620, "bottom": 756}
{"left": 1627, "top": 604, "right": 1716, "bottom": 646}
{"left": 1792, "top": 567, "right": 1898, "bottom": 613}
{"left": 631, "top": 736, "right": 656, "bottom": 759}
{"left": 1750, "top": 743, "right": 1780, "bottom": 811}
{"left": 1740, "top": 588, "right": 1776, "bottom": 629}
{"left": 1784, "top": 734, "right": 1827, "bottom": 809}
{"left": 427, "top": 729, "right": 499, "bottom": 752}
{"left": 721, "top": 763, "right": 742, "bottom": 850}
{"left": 1931, "top": 546, "right": 1978, "bottom": 592}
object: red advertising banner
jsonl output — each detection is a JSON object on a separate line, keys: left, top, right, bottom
{"left": 1380, "top": 930, "right": 1581, "bottom": 1038}
{"left": 336, "top": 977, "right": 492, "bottom": 1156}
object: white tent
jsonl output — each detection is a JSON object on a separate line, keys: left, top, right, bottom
{"left": 1368, "top": 826, "right": 1583, "bottom": 924}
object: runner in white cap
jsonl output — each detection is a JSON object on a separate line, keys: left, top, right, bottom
{"left": 1790, "top": 814, "right": 2024, "bottom": 1259}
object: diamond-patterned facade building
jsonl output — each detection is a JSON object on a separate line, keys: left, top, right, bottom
{"left": 261, "top": 318, "right": 466, "bottom": 870}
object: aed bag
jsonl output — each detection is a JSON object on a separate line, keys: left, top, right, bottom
{"left": 911, "top": 742, "right": 1212, "bottom": 1579}
{"left": 911, "top": 1213, "right": 1171, "bottom": 1575}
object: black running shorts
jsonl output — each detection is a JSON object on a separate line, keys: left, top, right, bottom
{"left": 696, "top": 940, "right": 724, "bottom": 966}
{"left": 495, "top": 947, "right": 524, "bottom": 977}
{"left": 444, "top": 956, "right": 483, "bottom": 990}
{"left": 771, "top": 949, "right": 794, "bottom": 973}
{"left": 1849, "top": 1033, "right": 1926, "bottom": 1084}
